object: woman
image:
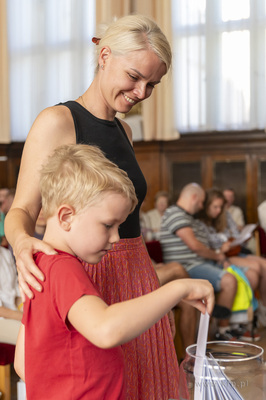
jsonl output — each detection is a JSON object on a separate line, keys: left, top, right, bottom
{"left": 146, "top": 191, "right": 170, "bottom": 240}
{"left": 197, "top": 188, "right": 266, "bottom": 328}
{"left": 5, "top": 14, "right": 179, "bottom": 399}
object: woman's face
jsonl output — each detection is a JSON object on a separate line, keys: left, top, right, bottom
{"left": 99, "top": 48, "right": 167, "bottom": 114}
{"left": 207, "top": 197, "right": 224, "bottom": 219}
{"left": 156, "top": 196, "right": 169, "bottom": 214}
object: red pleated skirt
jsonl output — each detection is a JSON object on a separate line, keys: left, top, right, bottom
{"left": 82, "top": 236, "right": 179, "bottom": 400}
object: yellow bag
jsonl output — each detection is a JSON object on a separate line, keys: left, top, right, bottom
{"left": 227, "top": 265, "right": 253, "bottom": 312}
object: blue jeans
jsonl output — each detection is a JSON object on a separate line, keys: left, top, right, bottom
{"left": 188, "top": 261, "right": 226, "bottom": 291}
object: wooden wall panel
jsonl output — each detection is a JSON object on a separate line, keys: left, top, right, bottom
{"left": 2, "top": 130, "right": 266, "bottom": 224}
{"left": 134, "top": 142, "right": 162, "bottom": 211}
{"left": 0, "top": 143, "right": 23, "bottom": 189}
{"left": 135, "top": 130, "right": 266, "bottom": 223}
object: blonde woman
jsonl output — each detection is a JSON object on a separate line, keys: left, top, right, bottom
{"left": 6, "top": 15, "right": 179, "bottom": 399}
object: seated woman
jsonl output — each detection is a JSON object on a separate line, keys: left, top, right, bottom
{"left": 196, "top": 187, "right": 266, "bottom": 329}
{"left": 0, "top": 246, "right": 22, "bottom": 344}
{"left": 146, "top": 191, "right": 170, "bottom": 240}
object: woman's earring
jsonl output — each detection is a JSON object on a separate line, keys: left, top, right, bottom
{"left": 101, "top": 65, "right": 104, "bottom": 70}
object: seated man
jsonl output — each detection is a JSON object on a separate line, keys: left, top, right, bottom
{"left": 160, "top": 183, "right": 238, "bottom": 341}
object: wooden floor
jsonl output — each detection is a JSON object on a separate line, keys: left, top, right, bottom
{"left": 9, "top": 326, "right": 266, "bottom": 399}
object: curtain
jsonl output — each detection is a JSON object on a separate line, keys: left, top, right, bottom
{"left": 96, "top": 0, "right": 179, "bottom": 141}
{"left": 96, "top": 0, "right": 132, "bottom": 23}
{"left": 5, "top": 0, "right": 177, "bottom": 142}
{"left": 0, "top": 0, "right": 10, "bottom": 143}
{"left": 135, "top": 0, "right": 179, "bottom": 140}
{"left": 172, "top": 0, "right": 266, "bottom": 133}
{"left": 7, "top": 0, "right": 96, "bottom": 142}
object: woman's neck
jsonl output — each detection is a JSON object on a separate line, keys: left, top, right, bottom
{"left": 80, "top": 81, "right": 116, "bottom": 121}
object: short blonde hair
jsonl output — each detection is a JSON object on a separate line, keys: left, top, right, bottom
{"left": 39, "top": 144, "right": 138, "bottom": 218}
{"left": 97, "top": 14, "right": 172, "bottom": 72}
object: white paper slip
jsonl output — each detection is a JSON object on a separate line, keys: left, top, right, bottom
{"left": 194, "top": 311, "right": 210, "bottom": 400}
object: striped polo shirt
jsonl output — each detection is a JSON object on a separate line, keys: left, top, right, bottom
{"left": 160, "top": 205, "right": 209, "bottom": 271}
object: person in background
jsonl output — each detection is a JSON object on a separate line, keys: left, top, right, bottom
{"left": 197, "top": 187, "right": 266, "bottom": 331}
{"left": 223, "top": 187, "right": 256, "bottom": 254}
{"left": 258, "top": 200, "right": 266, "bottom": 233}
{"left": 223, "top": 188, "right": 245, "bottom": 231}
{"left": 146, "top": 191, "right": 170, "bottom": 240}
{"left": 14, "top": 144, "right": 214, "bottom": 400}
{"left": 0, "top": 245, "right": 22, "bottom": 345}
{"left": 0, "top": 188, "right": 10, "bottom": 247}
{"left": 0, "top": 188, "right": 16, "bottom": 250}
{"left": 1, "top": 188, "right": 15, "bottom": 216}
{"left": 139, "top": 200, "right": 153, "bottom": 241}
{"left": 6, "top": 14, "right": 181, "bottom": 399}
{"left": 160, "top": 183, "right": 238, "bottom": 341}
{"left": 0, "top": 188, "right": 9, "bottom": 205}
{"left": 0, "top": 188, "right": 9, "bottom": 213}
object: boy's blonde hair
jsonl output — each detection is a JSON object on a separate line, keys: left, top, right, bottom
{"left": 96, "top": 14, "right": 172, "bottom": 72}
{"left": 39, "top": 144, "right": 138, "bottom": 218}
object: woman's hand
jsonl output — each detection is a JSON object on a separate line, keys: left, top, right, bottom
{"left": 15, "top": 236, "right": 57, "bottom": 300}
{"left": 220, "top": 241, "right": 231, "bottom": 253}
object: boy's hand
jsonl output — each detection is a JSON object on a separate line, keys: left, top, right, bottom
{"left": 182, "top": 279, "right": 215, "bottom": 315}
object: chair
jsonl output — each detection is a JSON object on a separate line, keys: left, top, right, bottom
{"left": 145, "top": 240, "right": 163, "bottom": 263}
{"left": 0, "top": 343, "right": 15, "bottom": 400}
{"left": 257, "top": 226, "right": 266, "bottom": 257}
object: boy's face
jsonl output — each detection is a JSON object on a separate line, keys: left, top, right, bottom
{"left": 67, "top": 192, "right": 132, "bottom": 264}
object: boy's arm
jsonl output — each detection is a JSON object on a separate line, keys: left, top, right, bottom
{"left": 14, "top": 324, "right": 25, "bottom": 381}
{"left": 68, "top": 278, "right": 214, "bottom": 349}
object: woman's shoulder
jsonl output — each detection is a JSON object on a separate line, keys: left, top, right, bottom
{"left": 117, "top": 118, "right": 133, "bottom": 145}
{"left": 28, "top": 104, "right": 76, "bottom": 144}
{"left": 38, "top": 104, "right": 74, "bottom": 128}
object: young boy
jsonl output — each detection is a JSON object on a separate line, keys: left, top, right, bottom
{"left": 14, "top": 144, "right": 214, "bottom": 399}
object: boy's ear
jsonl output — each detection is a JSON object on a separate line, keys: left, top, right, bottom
{"left": 57, "top": 205, "right": 75, "bottom": 231}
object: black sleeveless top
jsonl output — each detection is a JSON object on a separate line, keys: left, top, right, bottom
{"left": 60, "top": 101, "right": 147, "bottom": 239}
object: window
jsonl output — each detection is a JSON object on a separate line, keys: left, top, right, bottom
{"left": 7, "top": 0, "right": 96, "bottom": 141}
{"left": 172, "top": 0, "right": 266, "bottom": 132}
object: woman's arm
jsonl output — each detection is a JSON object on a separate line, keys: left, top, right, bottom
{"left": 177, "top": 226, "right": 225, "bottom": 263}
{"left": 14, "top": 324, "right": 25, "bottom": 381}
{"left": 68, "top": 278, "right": 214, "bottom": 349}
{"left": 5, "top": 106, "right": 76, "bottom": 298}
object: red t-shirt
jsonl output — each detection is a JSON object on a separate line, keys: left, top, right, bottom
{"left": 23, "top": 251, "right": 125, "bottom": 399}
